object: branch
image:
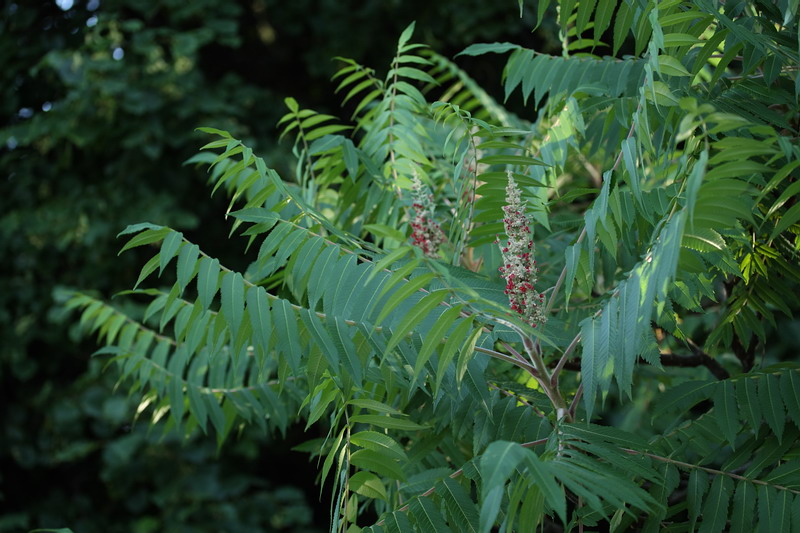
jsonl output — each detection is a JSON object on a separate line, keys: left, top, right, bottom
{"left": 731, "top": 333, "right": 756, "bottom": 373}
{"left": 522, "top": 335, "right": 571, "bottom": 422}
{"left": 623, "top": 449, "right": 800, "bottom": 496}
{"left": 553, "top": 350, "right": 730, "bottom": 380}
{"left": 662, "top": 347, "right": 729, "bottom": 380}
{"left": 499, "top": 339, "right": 539, "bottom": 376}
{"left": 488, "top": 381, "right": 547, "bottom": 418}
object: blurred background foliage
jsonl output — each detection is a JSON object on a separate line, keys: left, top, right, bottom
{"left": 0, "top": 0, "right": 558, "bottom": 530}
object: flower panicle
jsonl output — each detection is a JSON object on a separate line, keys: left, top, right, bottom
{"left": 410, "top": 176, "right": 446, "bottom": 258}
{"left": 497, "top": 172, "right": 546, "bottom": 327}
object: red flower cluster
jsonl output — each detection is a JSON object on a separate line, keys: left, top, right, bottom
{"left": 410, "top": 176, "right": 446, "bottom": 258}
{"left": 497, "top": 173, "right": 546, "bottom": 327}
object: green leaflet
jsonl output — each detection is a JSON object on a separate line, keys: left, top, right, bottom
{"left": 349, "top": 471, "right": 388, "bottom": 501}
{"left": 272, "top": 298, "right": 301, "bottom": 373}
{"left": 196, "top": 256, "right": 221, "bottom": 312}
{"left": 369, "top": 246, "right": 412, "bottom": 282}
{"left": 737, "top": 376, "right": 763, "bottom": 437}
{"left": 479, "top": 441, "right": 527, "bottom": 532}
{"left": 349, "top": 414, "right": 427, "bottom": 431}
{"left": 713, "top": 380, "right": 740, "bottom": 448}
{"left": 757, "top": 485, "right": 778, "bottom": 532}
{"left": 350, "top": 449, "right": 406, "bottom": 480}
{"left": 350, "top": 430, "right": 408, "bottom": 462}
{"left": 409, "top": 497, "right": 449, "bottom": 531}
{"left": 348, "top": 398, "right": 401, "bottom": 415}
{"left": 456, "top": 327, "right": 483, "bottom": 387}
{"left": 292, "top": 236, "right": 325, "bottom": 288}
{"left": 414, "top": 304, "right": 464, "bottom": 384}
{"left": 438, "top": 477, "right": 479, "bottom": 533}
{"left": 159, "top": 230, "right": 183, "bottom": 276}
{"left": 563, "top": 243, "right": 581, "bottom": 307}
{"left": 575, "top": 0, "right": 597, "bottom": 34}
{"left": 301, "top": 309, "right": 339, "bottom": 369}
{"left": 698, "top": 475, "right": 733, "bottom": 533}
{"left": 381, "top": 510, "right": 413, "bottom": 533}
{"left": 780, "top": 371, "right": 800, "bottom": 429}
{"left": 326, "top": 254, "right": 364, "bottom": 319}
{"left": 764, "top": 459, "right": 800, "bottom": 489}
{"left": 246, "top": 285, "right": 271, "bottom": 362}
{"left": 476, "top": 154, "right": 547, "bottom": 167}
{"left": 457, "top": 42, "right": 521, "bottom": 57}
{"left": 759, "top": 374, "right": 786, "bottom": 442}
{"left": 580, "top": 315, "right": 597, "bottom": 419}
{"left": 176, "top": 243, "right": 200, "bottom": 292}
{"left": 770, "top": 202, "right": 800, "bottom": 241}
{"left": 435, "top": 316, "right": 475, "bottom": 395}
{"left": 187, "top": 384, "right": 209, "bottom": 433}
{"left": 167, "top": 345, "right": 189, "bottom": 426}
{"left": 220, "top": 271, "right": 245, "bottom": 340}
{"left": 133, "top": 254, "right": 160, "bottom": 291}
{"left": 327, "top": 314, "right": 363, "bottom": 387}
{"left": 118, "top": 225, "right": 169, "bottom": 254}
{"left": 159, "top": 284, "right": 182, "bottom": 333}
{"left": 621, "top": 137, "right": 642, "bottom": 207}
{"left": 378, "top": 286, "right": 448, "bottom": 352}
{"left": 730, "top": 481, "right": 756, "bottom": 533}
{"left": 744, "top": 425, "right": 798, "bottom": 479}
{"left": 306, "top": 244, "right": 339, "bottom": 310}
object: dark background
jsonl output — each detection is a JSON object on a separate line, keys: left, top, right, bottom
{"left": 0, "top": 1, "right": 561, "bottom": 531}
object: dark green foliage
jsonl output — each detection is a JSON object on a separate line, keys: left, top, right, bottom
{"left": 33, "top": 0, "right": 800, "bottom": 531}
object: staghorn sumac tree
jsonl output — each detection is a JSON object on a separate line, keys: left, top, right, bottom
{"left": 68, "top": 2, "right": 800, "bottom": 531}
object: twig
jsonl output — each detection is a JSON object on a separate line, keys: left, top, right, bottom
{"left": 728, "top": 66, "right": 799, "bottom": 80}
{"left": 488, "top": 382, "right": 547, "bottom": 418}
{"left": 474, "top": 346, "right": 537, "bottom": 374}
{"left": 552, "top": 351, "right": 730, "bottom": 379}
{"left": 577, "top": 152, "right": 603, "bottom": 187}
{"left": 568, "top": 383, "right": 583, "bottom": 419}
{"left": 551, "top": 332, "right": 581, "bottom": 387}
{"left": 660, "top": 350, "right": 729, "bottom": 380}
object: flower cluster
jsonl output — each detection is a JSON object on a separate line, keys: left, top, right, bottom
{"left": 410, "top": 176, "right": 446, "bottom": 258}
{"left": 497, "top": 173, "right": 546, "bottom": 327}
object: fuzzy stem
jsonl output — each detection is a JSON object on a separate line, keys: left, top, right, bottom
{"left": 523, "top": 335, "right": 571, "bottom": 422}
{"left": 551, "top": 332, "right": 581, "bottom": 387}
